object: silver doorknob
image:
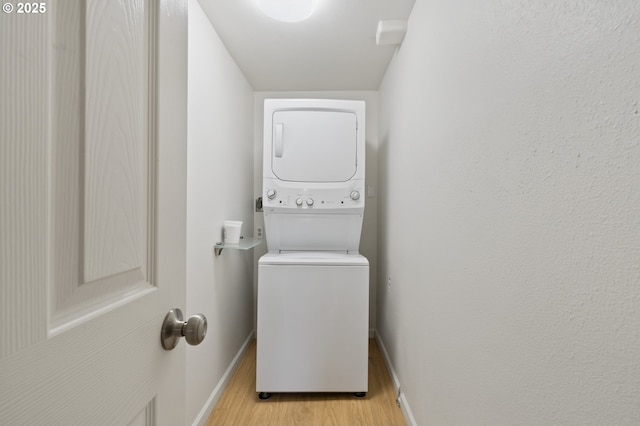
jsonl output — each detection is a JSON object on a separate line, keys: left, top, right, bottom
{"left": 161, "top": 308, "right": 207, "bottom": 350}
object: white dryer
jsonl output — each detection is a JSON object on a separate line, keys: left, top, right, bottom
{"left": 257, "top": 99, "right": 369, "bottom": 399}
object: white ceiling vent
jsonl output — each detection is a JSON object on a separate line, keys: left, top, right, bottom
{"left": 376, "top": 20, "right": 408, "bottom": 46}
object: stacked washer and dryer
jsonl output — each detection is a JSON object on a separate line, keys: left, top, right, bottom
{"left": 257, "top": 99, "right": 369, "bottom": 400}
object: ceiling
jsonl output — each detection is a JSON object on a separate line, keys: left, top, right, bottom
{"left": 198, "top": 0, "right": 416, "bottom": 91}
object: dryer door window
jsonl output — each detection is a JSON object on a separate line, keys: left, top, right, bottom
{"left": 271, "top": 110, "right": 358, "bottom": 182}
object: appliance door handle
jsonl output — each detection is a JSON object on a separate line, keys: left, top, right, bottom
{"left": 274, "top": 123, "right": 284, "bottom": 158}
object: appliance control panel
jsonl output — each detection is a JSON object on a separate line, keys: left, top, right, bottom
{"left": 263, "top": 184, "right": 364, "bottom": 210}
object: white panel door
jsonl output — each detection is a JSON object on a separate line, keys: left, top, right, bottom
{"left": 0, "top": 1, "right": 188, "bottom": 425}
{"left": 271, "top": 110, "right": 358, "bottom": 182}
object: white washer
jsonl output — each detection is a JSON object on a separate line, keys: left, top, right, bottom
{"left": 257, "top": 99, "right": 368, "bottom": 397}
{"left": 257, "top": 252, "right": 369, "bottom": 393}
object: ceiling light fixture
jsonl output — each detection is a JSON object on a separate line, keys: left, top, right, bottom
{"left": 257, "top": 0, "right": 318, "bottom": 23}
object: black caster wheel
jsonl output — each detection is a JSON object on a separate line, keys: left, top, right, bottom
{"left": 353, "top": 392, "right": 366, "bottom": 398}
{"left": 258, "top": 392, "right": 272, "bottom": 400}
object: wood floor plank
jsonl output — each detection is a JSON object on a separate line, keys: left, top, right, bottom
{"left": 206, "top": 339, "right": 406, "bottom": 426}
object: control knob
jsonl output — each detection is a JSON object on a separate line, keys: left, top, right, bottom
{"left": 266, "top": 189, "right": 277, "bottom": 199}
{"left": 306, "top": 198, "right": 314, "bottom": 206}
{"left": 350, "top": 190, "right": 360, "bottom": 200}
{"left": 295, "top": 198, "right": 303, "bottom": 206}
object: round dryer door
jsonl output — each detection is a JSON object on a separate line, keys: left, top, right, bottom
{"left": 271, "top": 109, "right": 358, "bottom": 182}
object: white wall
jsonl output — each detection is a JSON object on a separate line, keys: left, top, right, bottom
{"left": 378, "top": 1, "right": 640, "bottom": 425}
{"left": 253, "top": 91, "right": 379, "bottom": 332}
{"left": 186, "top": 2, "right": 254, "bottom": 424}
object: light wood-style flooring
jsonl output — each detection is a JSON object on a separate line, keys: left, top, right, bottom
{"left": 206, "top": 339, "right": 406, "bottom": 425}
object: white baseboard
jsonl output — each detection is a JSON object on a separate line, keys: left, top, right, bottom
{"left": 374, "top": 330, "right": 417, "bottom": 426}
{"left": 192, "top": 331, "right": 255, "bottom": 426}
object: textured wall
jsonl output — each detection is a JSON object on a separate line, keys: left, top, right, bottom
{"left": 378, "top": 1, "right": 640, "bottom": 424}
{"left": 186, "top": 3, "right": 254, "bottom": 424}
